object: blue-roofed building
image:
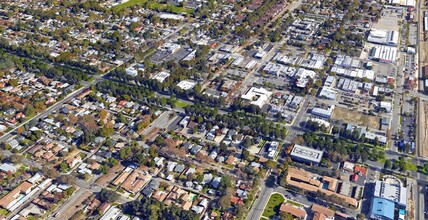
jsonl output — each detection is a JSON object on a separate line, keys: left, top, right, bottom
{"left": 370, "top": 197, "right": 395, "bottom": 220}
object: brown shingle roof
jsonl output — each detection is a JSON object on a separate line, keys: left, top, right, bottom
{"left": 279, "top": 203, "right": 307, "bottom": 219}
{"left": 311, "top": 204, "right": 335, "bottom": 218}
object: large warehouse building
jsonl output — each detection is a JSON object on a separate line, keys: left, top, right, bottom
{"left": 369, "top": 45, "right": 398, "bottom": 63}
{"left": 290, "top": 145, "right": 324, "bottom": 166}
{"left": 367, "top": 29, "right": 399, "bottom": 46}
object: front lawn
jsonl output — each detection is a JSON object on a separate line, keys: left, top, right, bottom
{"left": 262, "top": 193, "right": 285, "bottom": 218}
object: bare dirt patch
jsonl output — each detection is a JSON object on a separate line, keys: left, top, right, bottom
{"left": 420, "top": 101, "right": 428, "bottom": 157}
{"left": 332, "top": 106, "right": 380, "bottom": 129}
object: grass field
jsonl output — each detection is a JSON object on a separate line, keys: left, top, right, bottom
{"left": 175, "top": 100, "right": 189, "bottom": 108}
{"left": 149, "top": 3, "right": 194, "bottom": 14}
{"left": 113, "top": 0, "right": 193, "bottom": 14}
{"left": 112, "top": 0, "right": 147, "bottom": 11}
{"left": 405, "top": 161, "right": 418, "bottom": 171}
{"left": 262, "top": 193, "right": 285, "bottom": 218}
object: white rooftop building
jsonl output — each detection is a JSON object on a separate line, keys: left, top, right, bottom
{"left": 318, "top": 87, "right": 337, "bottom": 100}
{"left": 374, "top": 177, "right": 407, "bottom": 208}
{"left": 380, "top": 101, "right": 392, "bottom": 113}
{"left": 177, "top": 80, "right": 197, "bottom": 90}
{"left": 367, "top": 29, "right": 399, "bottom": 46}
{"left": 159, "top": 13, "right": 184, "bottom": 20}
{"left": 241, "top": 87, "right": 272, "bottom": 108}
{"left": 290, "top": 145, "right": 324, "bottom": 166}
{"left": 311, "top": 105, "right": 335, "bottom": 118}
{"left": 152, "top": 71, "right": 170, "bottom": 83}
{"left": 369, "top": 45, "right": 398, "bottom": 63}
{"left": 389, "top": 0, "right": 415, "bottom": 7}
{"left": 125, "top": 66, "right": 138, "bottom": 77}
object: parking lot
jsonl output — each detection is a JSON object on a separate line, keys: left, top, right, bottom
{"left": 372, "top": 8, "right": 402, "bottom": 32}
{"left": 401, "top": 115, "right": 415, "bottom": 142}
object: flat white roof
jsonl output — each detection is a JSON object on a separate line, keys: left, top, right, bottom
{"left": 159, "top": 13, "right": 184, "bottom": 20}
{"left": 374, "top": 179, "right": 407, "bottom": 206}
{"left": 290, "top": 144, "right": 323, "bottom": 163}
{"left": 177, "top": 80, "right": 197, "bottom": 90}
{"left": 152, "top": 71, "right": 170, "bottom": 83}
{"left": 369, "top": 45, "right": 397, "bottom": 63}
{"left": 241, "top": 87, "right": 272, "bottom": 108}
{"left": 319, "top": 87, "right": 337, "bottom": 100}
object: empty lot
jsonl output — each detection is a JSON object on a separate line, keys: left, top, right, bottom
{"left": 332, "top": 106, "right": 380, "bottom": 129}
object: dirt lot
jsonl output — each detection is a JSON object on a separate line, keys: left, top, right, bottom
{"left": 332, "top": 106, "right": 380, "bottom": 129}
{"left": 419, "top": 101, "right": 428, "bottom": 157}
{"left": 96, "top": 163, "right": 125, "bottom": 187}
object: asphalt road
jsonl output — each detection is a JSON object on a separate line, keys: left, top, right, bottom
{"left": 246, "top": 173, "right": 275, "bottom": 220}
{"left": 285, "top": 96, "right": 315, "bottom": 143}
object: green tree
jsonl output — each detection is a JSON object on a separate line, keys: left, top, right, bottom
{"left": 384, "top": 160, "right": 392, "bottom": 169}
{"left": 60, "top": 161, "right": 69, "bottom": 172}
{"left": 98, "top": 189, "right": 119, "bottom": 203}
{"left": 24, "top": 104, "right": 36, "bottom": 117}
{"left": 8, "top": 78, "right": 18, "bottom": 86}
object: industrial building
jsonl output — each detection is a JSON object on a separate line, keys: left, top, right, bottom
{"left": 290, "top": 144, "right": 323, "bottom": 166}
{"left": 369, "top": 45, "right": 398, "bottom": 63}
{"left": 367, "top": 29, "right": 399, "bottom": 46}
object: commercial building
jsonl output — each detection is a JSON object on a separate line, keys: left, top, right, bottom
{"left": 318, "top": 87, "right": 337, "bottom": 100}
{"left": 367, "top": 29, "right": 399, "bottom": 46}
{"left": 369, "top": 45, "right": 398, "bottom": 63}
{"left": 311, "top": 105, "right": 335, "bottom": 119}
{"left": 364, "top": 132, "right": 387, "bottom": 146}
{"left": 163, "top": 42, "right": 181, "bottom": 54}
{"left": 374, "top": 177, "right": 407, "bottom": 208}
{"left": 331, "top": 67, "right": 375, "bottom": 81}
{"left": 380, "top": 101, "right": 392, "bottom": 113}
{"left": 324, "top": 76, "right": 336, "bottom": 87}
{"left": 295, "top": 68, "right": 317, "bottom": 88}
{"left": 370, "top": 197, "right": 395, "bottom": 220}
{"left": 241, "top": 87, "right": 272, "bottom": 108}
{"left": 290, "top": 144, "right": 324, "bottom": 166}
{"left": 286, "top": 168, "right": 359, "bottom": 207}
